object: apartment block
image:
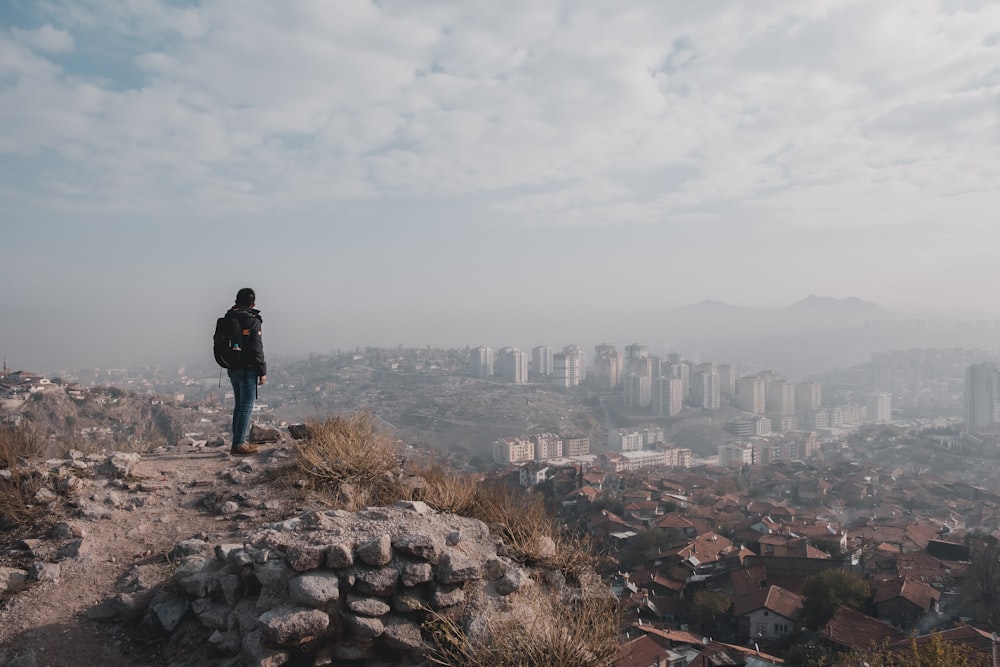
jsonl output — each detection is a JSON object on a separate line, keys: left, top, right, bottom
{"left": 652, "top": 376, "right": 684, "bottom": 416}
{"left": 492, "top": 437, "right": 535, "bottom": 464}
{"left": 469, "top": 346, "right": 494, "bottom": 379}
{"left": 531, "top": 345, "right": 553, "bottom": 377}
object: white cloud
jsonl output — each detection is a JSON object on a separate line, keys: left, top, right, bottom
{"left": 10, "top": 24, "right": 74, "bottom": 53}
{"left": 1, "top": 0, "right": 997, "bottom": 229}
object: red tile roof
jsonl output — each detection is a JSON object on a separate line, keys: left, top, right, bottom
{"left": 820, "top": 605, "right": 906, "bottom": 650}
{"left": 732, "top": 585, "right": 803, "bottom": 620}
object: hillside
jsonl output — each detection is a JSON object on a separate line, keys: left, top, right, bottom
{"left": 0, "top": 421, "right": 616, "bottom": 666}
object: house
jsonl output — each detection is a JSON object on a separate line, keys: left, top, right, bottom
{"left": 758, "top": 534, "right": 808, "bottom": 558}
{"left": 732, "top": 585, "right": 803, "bottom": 643}
{"left": 871, "top": 576, "right": 940, "bottom": 630}
{"left": 518, "top": 461, "right": 550, "bottom": 487}
{"left": 819, "top": 605, "right": 906, "bottom": 652}
{"left": 612, "top": 633, "right": 686, "bottom": 667}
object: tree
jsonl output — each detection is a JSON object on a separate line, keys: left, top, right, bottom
{"left": 963, "top": 532, "right": 1000, "bottom": 624}
{"left": 690, "top": 590, "right": 731, "bottom": 631}
{"left": 801, "top": 569, "right": 870, "bottom": 629}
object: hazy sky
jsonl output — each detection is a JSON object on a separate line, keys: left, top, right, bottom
{"left": 2, "top": 1, "right": 998, "bottom": 373}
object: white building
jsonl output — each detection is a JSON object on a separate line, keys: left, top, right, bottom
{"left": 795, "top": 381, "right": 822, "bottom": 412}
{"left": 593, "top": 344, "right": 622, "bottom": 391}
{"left": 719, "top": 441, "right": 755, "bottom": 466}
{"left": 552, "top": 345, "right": 584, "bottom": 388}
{"left": 470, "top": 346, "right": 494, "bottom": 379}
{"left": 608, "top": 428, "right": 644, "bottom": 452}
{"left": 531, "top": 433, "right": 563, "bottom": 460}
{"left": 766, "top": 381, "right": 796, "bottom": 415}
{"left": 531, "top": 345, "right": 553, "bottom": 377}
{"left": 736, "top": 376, "right": 767, "bottom": 414}
{"left": 624, "top": 372, "right": 652, "bottom": 408}
{"left": 690, "top": 367, "right": 721, "bottom": 409}
{"left": 652, "top": 376, "right": 684, "bottom": 416}
{"left": 865, "top": 392, "right": 892, "bottom": 424}
{"left": 964, "top": 362, "right": 999, "bottom": 430}
{"left": 492, "top": 437, "right": 535, "bottom": 464}
{"left": 497, "top": 347, "right": 529, "bottom": 384}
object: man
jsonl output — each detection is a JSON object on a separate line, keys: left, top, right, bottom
{"left": 226, "top": 287, "right": 267, "bottom": 455}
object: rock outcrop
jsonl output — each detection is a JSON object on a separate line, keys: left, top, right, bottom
{"left": 141, "top": 502, "right": 605, "bottom": 666}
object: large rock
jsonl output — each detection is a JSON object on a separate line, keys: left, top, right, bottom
{"left": 249, "top": 424, "right": 281, "bottom": 444}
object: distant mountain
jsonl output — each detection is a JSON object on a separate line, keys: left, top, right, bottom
{"left": 672, "top": 296, "right": 888, "bottom": 315}
{"left": 786, "top": 295, "right": 887, "bottom": 314}
{"left": 653, "top": 296, "right": 895, "bottom": 350}
{"left": 677, "top": 299, "right": 745, "bottom": 312}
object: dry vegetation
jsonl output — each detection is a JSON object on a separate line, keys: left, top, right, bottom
{"left": 288, "top": 411, "right": 620, "bottom": 664}
{"left": 423, "top": 590, "right": 621, "bottom": 667}
{"left": 0, "top": 423, "right": 46, "bottom": 530}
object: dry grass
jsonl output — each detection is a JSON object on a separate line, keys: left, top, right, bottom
{"left": 0, "top": 423, "right": 48, "bottom": 529}
{"left": 293, "top": 412, "right": 403, "bottom": 509}
{"left": 423, "top": 589, "right": 620, "bottom": 667}
{"left": 290, "top": 411, "right": 602, "bottom": 576}
{"left": 407, "top": 462, "right": 479, "bottom": 515}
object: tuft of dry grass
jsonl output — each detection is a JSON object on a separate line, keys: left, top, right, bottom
{"left": 407, "top": 462, "right": 480, "bottom": 515}
{"left": 470, "top": 481, "right": 558, "bottom": 563}
{"left": 290, "top": 411, "right": 601, "bottom": 576}
{"left": 293, "top": 412, "right": 402, "bottom": 509}
{"left": 0, "top": 423, "right": 48, "bottom": 528}
{"left": 423, "top": 589, "right": 620, "bottom": 667}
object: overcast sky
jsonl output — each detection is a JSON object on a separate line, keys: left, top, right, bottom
{"left": 1, "top": 0, "right": 998, "bottom": 373}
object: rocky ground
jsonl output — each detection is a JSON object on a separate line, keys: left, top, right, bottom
{"left": 0, "top": 431, "right": 304, "bottom": 667}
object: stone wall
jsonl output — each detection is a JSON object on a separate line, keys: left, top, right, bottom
{"left": 143, "top": 501, "right": 595, "bottom": 666}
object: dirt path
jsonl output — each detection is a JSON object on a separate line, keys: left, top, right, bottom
{"left": 0, "top": 442, "right": 300, "bottom": 667}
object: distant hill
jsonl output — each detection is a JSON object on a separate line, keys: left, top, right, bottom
{"left": 786, "top": 295, "right": 887, "bottom": 315}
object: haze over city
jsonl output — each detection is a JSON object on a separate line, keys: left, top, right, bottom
{"left": 2, "top": 1, "right": 998, "bottom": 373}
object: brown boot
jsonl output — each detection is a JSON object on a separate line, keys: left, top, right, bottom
{"left": 231, "top": 443, "right": 260, "bottom": 456}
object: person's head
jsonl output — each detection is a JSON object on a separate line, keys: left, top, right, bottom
{"left": 235, "top": 287, "right": 256, "bottom": 307}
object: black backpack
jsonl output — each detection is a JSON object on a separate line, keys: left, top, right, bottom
{"left": 213, "top": 312, "right": 244, "bottom": 368}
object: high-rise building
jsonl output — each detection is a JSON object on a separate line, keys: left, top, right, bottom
{"left": 690, "top": 366, "right": 721, "bottom": 409}
{"left": 531, "top": 345, "right": 553, "bottom": 377}
{"left": 497, "top": 347, "right": 529, "bottom": 384}
{"left": 766, "top": 381, "right": 796, "bottom": 415}
{"left": 553, "top": 345, "right": 584, "bottom": 388}
{"left": 795, "top": 382, "right": 822, "bottom": 412}
{"left": 593, "top": 344, "right": 623, "bottom": 391}
{"left": 652, "top": 376, "right": 684, "bottom": 416}
{"left": 736, "top": 376, "right": 767, "bottom": 414}
{"left": 624, "top": 373, "right": 652, "bottom": 408}
{"left": 865, "top": 392, "right": 892, "bottom": 424}
{"left": 666, "top": 361, "right": 691, "bottom": 398}
{"left": 469, "top": 346, "right": 493, "bottom": 379}
{"left": 718, "top": 364, "right": 736, "bottom": 396}
{"left": 625, "top": 343, "right": 648, "bottom": 361}
{"left": 964, "top": 362, "right": 999, "bottom": 430}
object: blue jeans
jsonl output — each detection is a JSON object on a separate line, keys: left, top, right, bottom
{"left": 228, "top": 368, "right": 257, "bottom": 446}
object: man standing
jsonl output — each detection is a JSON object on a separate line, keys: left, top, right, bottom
{"left": 225, "top": 288, "right": 267, "bottom": 456}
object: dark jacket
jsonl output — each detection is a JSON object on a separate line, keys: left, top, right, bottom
{"left": 228, "top": 306, "right": 267, "bottom": 376}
